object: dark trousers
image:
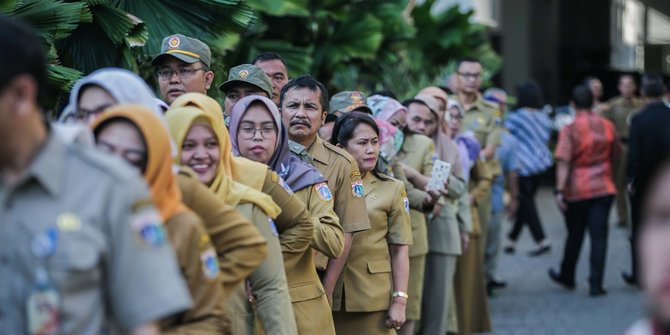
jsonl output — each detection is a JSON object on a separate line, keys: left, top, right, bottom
{"left": 629, "top": 193, "right": 641, "bottom": 282}
{"left": 509, "top": 174, "right": 546, "bottom": 243}
{"left": 559, "top": 195, "right": 614, "bottom": 289}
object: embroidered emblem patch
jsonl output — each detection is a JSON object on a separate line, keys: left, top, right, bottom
{"left": 200, "top": 247, "right": 220, "bottom": 280}
{"left": 315, "top": 182, "right": 333, "bottom": 201}
{"left": 403, "top": 197, "right": 410, "bottom": 214}
{"left": 351, "top": 180, "right": 365, "bottom": 198}
{"left": 57, "top": 213, "right": 81, "bottom": 232}
{"left": 130, "top": 210, "right": 165, "bottom": 247}
{"left": 350, "top": 171, "right": 361, "bottom": 178}
{"left": 238, "top": 70, "right": 249, "bottom": 79}
{"left": 168, "top": 36, "right": 180, "bottom": 49}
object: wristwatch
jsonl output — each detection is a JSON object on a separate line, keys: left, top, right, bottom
{"left": 392, "top": 291, "right": 409, "bottom": 299}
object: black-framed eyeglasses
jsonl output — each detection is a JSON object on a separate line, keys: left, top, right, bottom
{"left": 69, "top": 104, "right": 114, "bottom": 123}
{"left": 457, "top": 72, "right": 482, "bottom": 80}
{"left": 239, "top": 126, "right": 276, "bottom": 139}
{"left": 156, "top": 68, "right": 205, "bottom": 81}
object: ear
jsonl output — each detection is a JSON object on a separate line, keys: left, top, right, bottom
{"left": 10, "top": 75, "right": 38, "bottom": 118}
{"left": 320, "top": 111, "right": 327, "bottom": 127}
{"left": 204, "top": 71, "right": 215, "bottom": 90}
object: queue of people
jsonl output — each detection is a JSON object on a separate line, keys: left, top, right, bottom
{"left": 2, "top": 14, "right": 670, "bottom": 335}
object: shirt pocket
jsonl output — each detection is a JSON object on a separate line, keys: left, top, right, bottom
{"left": 49, "top": 224, "right": 105, "bottom": 293}
{"left": 367, "top": 259, "right": 392, "bottom": 274}
{"left": 288, "top": 281, "right": 325, "bottom": 303}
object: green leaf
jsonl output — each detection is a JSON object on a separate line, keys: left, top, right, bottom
{"left": 92, "top": 3, "right": 135, "bottom": 44}
{"left": 246, "top": 0, "right": 309, "bottom": 16}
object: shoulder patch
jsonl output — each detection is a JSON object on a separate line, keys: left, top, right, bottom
{"left": 351, "top": 180, "right": 365, "bottom": 198}
{"left": 315, "top": 182, "right": 333, "bottom": 201}
{"left": 200, "top": 247, "right": 220, "bottom": 280}
{"left": 403, "top": 196, "right": 410, "bottom": 214}
{"left": 350, "top": 170, "right": 361, "bottom": 178}
{"left": 130, "top": 209, "right": 166, "bottom": 247}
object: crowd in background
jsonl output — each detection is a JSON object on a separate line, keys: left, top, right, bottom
{"left": 3, "top": 14, "right": 670, "bottom": 335}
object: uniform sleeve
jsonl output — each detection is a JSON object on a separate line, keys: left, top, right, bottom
{"left": 162, "top": 216, "right": 228, "bottom": 334}
{"left": 446, "top": 175, "right": 467, "bottom": 200}
{"left": 262, "top": 170, "right": 314, "bottom": 254}
{"left": 555, "top": 127, "right": 573, "bottom": 162}
{"left": 421, "top": 141, "right": 436, "bottom": 176}
{"left": 334, "top": 159, "right": 371, "bottom": 233}
{"left": 392, "top": 161, "right": 427, "bottom": 209}
{"left": 387, "top": 182, "right": 413, "bottom": 245}
{"left": 486, "top": 124, "right": 502, "bottom": 148}
{"left": 105, "top": 177, "right": 191, "bottom": 331}
{"left": 177, "top": 174, "right": 268, "bottom": 298}
{"left": 457, "top": 190, "right": 474, "bottom": 234}
{"left": 247, "top": 208, "right": 299, "bottom": 335}
{"left": 305, "top": 186, "right": 345, "bottom": 258}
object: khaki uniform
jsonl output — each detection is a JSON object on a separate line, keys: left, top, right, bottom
{"left": 0, "top": 134, "right": 191, "bottom": 334}
{"left": 396, "top": 132, "right": 435, "bottom": 321}
{"left": 332, "top": 172, "right": 412, "bottom": 334}
{"left": 160, "top": 211, "right": 229, "bottom": 334}
{"left": 454, "top": 159, "right": 492, "bottom": 335}
{"left": 285, "top": 186, "right": 342, "bottom": 335}
{"left": 604, "top": 96, "right": 644, "bottom": 226}
{"left": 421, "top": 138, "right": 468, "bottom": 335}
{"left": 177, "top": 169, "right": 268, "bottom": 298}
{"left": 305, "top": 136, "right": 371, "bottom": 234}
{"left": 227, "top": 203, "right": 298, "bottom": 335}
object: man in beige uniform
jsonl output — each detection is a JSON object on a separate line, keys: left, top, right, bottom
{"left": 281, "top": 75, "right": 371, "bottom": 305}
{"left": 455, "top": 58, "right": 501, "bottom": 254}
{"left": 603, "top": 74, "right": 644, "bottom": 227}
{"left": 0, "top": 17, "right": 191, "bottom": 335}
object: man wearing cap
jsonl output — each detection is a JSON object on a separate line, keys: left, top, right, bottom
{"left": 280, "top": 76, "right": 371, "bottom": 306}
{"left": 152, "top": 34, "right": 214, "bottom": 104}
{"left": 319, "top": 91, "right": 373, "bottom": 142}
{"left": 220, "top": 64, "right": 273, "bottom": 124}
{"left": 253, "top": 52, "right": 290, "bottom": 107}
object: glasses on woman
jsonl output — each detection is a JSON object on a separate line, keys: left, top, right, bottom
{"left": 239, "top": 125, "right": 276, "bottom": 139}
{"left": 68, "top": 104, "right": 114, "bottom": 123}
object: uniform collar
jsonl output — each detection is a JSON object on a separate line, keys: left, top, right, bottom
{"left": 362, "top": 171, "right": 377, "bottom": 195}
{"left": 463, "top": 94, "right": 485, "bottom": 113}
{"left": 307, "top": 136, "right": 329, "bottom": 166}
{"left": 26, "top": 131, "right": 66, "bottom": 198}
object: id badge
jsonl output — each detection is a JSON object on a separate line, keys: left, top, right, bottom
{"left": 27, "top": 276, "right": 59, "bottom": 334}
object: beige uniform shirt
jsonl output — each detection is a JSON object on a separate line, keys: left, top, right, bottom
{"left": 461, "top": 96, "right": 502, "bottom": 177}
{"left": 0, "top": 133, "right": 191, "bottom": 334}
{"left": 396, "top": 133, "right": 435, "bottom": 257}
{"left": 332, "top": 172, "right": 412, "bottom": 312}
{"left": 305, "top": 136, "right": 371, "bottom": 233}
{"left": 604, "top": 96, "right": 644, "bottom": 140}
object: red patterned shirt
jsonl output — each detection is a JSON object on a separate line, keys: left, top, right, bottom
{"left": 555, "top": 111, "right": 621, "bottom": 201}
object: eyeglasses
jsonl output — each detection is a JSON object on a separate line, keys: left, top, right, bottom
{"left": 68, "top": 104, "right": 113, "bottom": 123}
{"left": 156, "top": 68, "right": 204, "bottom": 81}
{"left": 239, "top": 126, "right": 276, "bottom": 139}
{"left": 457, "top": 72, "right": 482, "bottom": 80}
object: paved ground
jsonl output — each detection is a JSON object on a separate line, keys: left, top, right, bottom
{"left": 481, "top": 188, "right": 645, "bottom": 335}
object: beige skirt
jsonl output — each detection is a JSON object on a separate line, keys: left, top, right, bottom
{"left": 333, "top": 310, "right": 395, "bottom": 335}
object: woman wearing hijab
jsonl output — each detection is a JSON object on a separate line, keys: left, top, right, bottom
{"left": 447, "top": 100, "right": 493, "bottom": 335}
{"left": 329, "top": 112, "right": 412, "bottom": 334}
{"left": 228, "top": 95, "right": 344, "bottom": 334}
{"left": 166, "top": 105, "right": 301, "bottom": 335}
{"left": 60, "top": 67, "right": 269, "bottom": 299}
{"left": 90, "top": 105, "right": 228, "bottom": 334}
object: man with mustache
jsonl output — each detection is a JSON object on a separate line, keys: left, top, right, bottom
{"left": 152, "top": 34, "right": 215, "bottom": 104}
{"left": 280, "top": 75, "right": 371, "bottom": 305}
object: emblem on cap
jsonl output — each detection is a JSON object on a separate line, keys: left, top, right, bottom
{"left": 350, "top": 92, "right": 363, "bottom": 104}
{"left": 238, "top": 70, "right": 249, "bottom": 79}
{"left": 168, "top": 36, "right": 180, "bottom": 49}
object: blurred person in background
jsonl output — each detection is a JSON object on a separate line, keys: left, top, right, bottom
{"left": 549, "top": 85, "right": 621, "bottom": 297}
{"left": 503, "top": 80, "right": 553, "bottom": 256}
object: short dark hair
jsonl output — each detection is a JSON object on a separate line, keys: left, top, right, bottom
{"left": 0, "top": 15, "right": 47, "bottom": 104}
{"left": 515, "top": 80, "right": 545, "bottom": 109}
{"left": 438, "top": 86, "right": 453, "bottom": 95}
{"left": 571, "top": 84, "right": 593, "bottom": 109}
{"left": 252, "top": 52, "right": 287, "bottom": 68}
{"left": 619, "top": 73, "right": 636, "bottom": 84}
{"left": 402, "top": 98, "right": 430, "bottom": 110}
{"left": 330, "top": 112, "right": 389, "bottom": 179}
{"left": 641, "top": 73, "right": 666, "bottom": 98}
{"left": 456, "top": 57, "right": 481, "bottom": 70}
{"left": 280, "top": 75, "right": 329, "bottom": 112}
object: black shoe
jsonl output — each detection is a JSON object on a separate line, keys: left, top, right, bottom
{"left": 487, "top": 279, "right": 507, "bottom": 289}
{"left": 529, "top": 245, "right": 551, "bottom": 257}
{"left": 548, "top": 269, "right": 575, "bottom": 290}
{"left": 503, "top": 245, "right": 516, "bottom": 254}
{"left": 589, "top": 287, "right": 608, "bottom": 297}
{"left": 622, "top": 272, "right": 639, "bottom": 287}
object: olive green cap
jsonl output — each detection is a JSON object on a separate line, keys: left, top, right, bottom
{"left": 218, "top": 64, "right": 273, "bottom": 98}
{"left": 151, "top": 34, "right": 212, "bottom": 68}
{"left": 328, "top": 91, "right": 372, "bottom": 116}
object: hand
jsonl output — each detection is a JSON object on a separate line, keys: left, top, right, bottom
{"left": 441, "top": 179, "right": 450, "bottom": 196}
{"left": 555, "top": 193, "right": 567, "bottom": 212}
{"left": 506, "top": 198, "right": 519, "bottom": 219}
{"left": 461, "top": 233, "right": 470, "bottom": 252}
{"left": 423, "top": 189, "right": 440, "bottom": 207}
{"left": 400, "top": 163, "right": 417, "bottom": 180}
{"left": 385, "top": 299, "right": 407, "bottom": 329}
